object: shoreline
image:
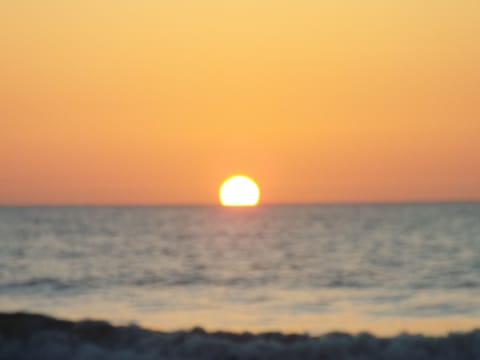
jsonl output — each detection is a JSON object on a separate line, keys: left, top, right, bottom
{"left": 1, "top": 312, "right": 479, "bottom": 359}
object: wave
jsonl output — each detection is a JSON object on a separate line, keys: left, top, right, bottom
{"left": 1, "top": 312, "right": 479, "bottom": 360}
{"left": 0, "top": 278, "right": 74, "bottom": 291}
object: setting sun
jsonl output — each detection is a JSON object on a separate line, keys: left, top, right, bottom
{"left": 219, "top": 175, "right": 260, "bottom": 207}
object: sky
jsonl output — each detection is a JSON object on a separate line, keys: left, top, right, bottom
{"left": 1, "top": 0, "right": 479, "bottom": 205}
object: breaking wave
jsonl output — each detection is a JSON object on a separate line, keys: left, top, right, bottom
{"left": 1, "top": 313, "right": 479, "bottom": 360}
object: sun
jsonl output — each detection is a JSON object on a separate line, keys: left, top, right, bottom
{"left": 219, "top": 175, "right": 260, "bottom": 207}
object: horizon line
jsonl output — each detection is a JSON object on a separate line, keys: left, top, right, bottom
{"left": 1, "top": 199, "right": 479, "bottom": 207}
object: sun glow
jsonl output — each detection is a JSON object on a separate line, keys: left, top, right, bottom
{"left": 219, "top": 175, "right": 260, "bottom": 207}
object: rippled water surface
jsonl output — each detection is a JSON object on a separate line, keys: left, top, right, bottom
{"left": 1, "top": 204, "right": 479, "bottom": 335}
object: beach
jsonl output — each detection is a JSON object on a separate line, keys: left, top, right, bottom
{"left": 1, "top": 312, "right": 479, "bottom": 360}
{"left": 3, "top": 1, "right": 480, "bottom": 357}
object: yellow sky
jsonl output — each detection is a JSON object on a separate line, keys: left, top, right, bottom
{"left": 1, "top": 0, "right": 479, "bottom": 204}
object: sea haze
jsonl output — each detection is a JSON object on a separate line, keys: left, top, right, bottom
{"left": 0, "top": 204, "right": 479, "bottom": 335}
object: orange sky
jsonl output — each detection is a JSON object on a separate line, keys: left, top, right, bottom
{"left": 1, "top": 1, "right": 479, "bottom": 204}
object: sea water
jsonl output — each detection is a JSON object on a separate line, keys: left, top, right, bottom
{"left": 1, "top": 204, "right": 479, "bottom": 336}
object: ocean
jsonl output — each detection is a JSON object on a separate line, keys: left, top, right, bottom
{"left": 1, "top": 204, "right": 479, "bottom": 359}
